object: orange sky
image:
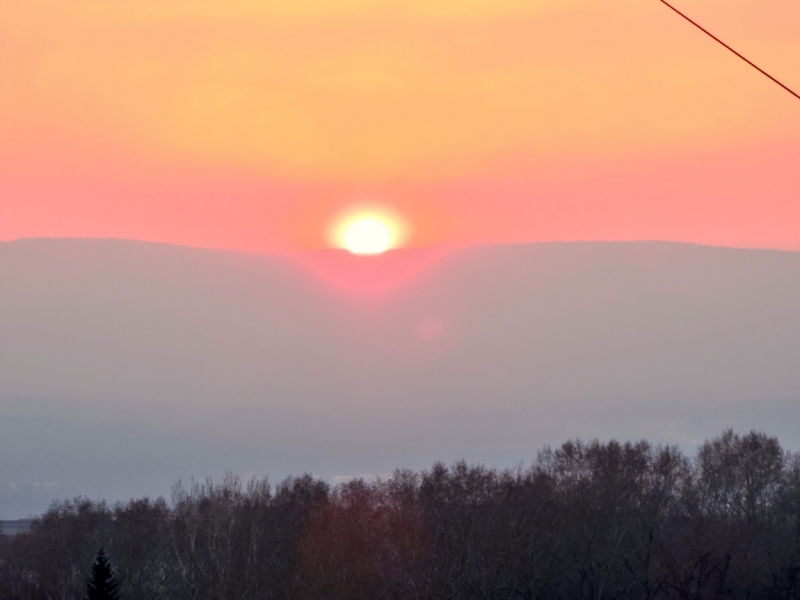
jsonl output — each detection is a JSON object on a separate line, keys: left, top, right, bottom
{"left": 1, "top": 0, "right": 799, "bottom": 252}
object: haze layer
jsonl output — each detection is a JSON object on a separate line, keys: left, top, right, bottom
{"left": 2, "top": 239, "right": 800, "bottom": 516}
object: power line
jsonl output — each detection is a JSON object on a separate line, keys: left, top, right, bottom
{"left": 658, "top": 0, "right": 800, "bottom": 101}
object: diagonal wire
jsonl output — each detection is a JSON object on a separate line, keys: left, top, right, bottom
{"left": 658, "top": 0, "right": 800, "bottom": 101}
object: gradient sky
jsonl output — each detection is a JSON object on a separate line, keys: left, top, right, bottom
{"left": 1, "top": 0, "right": 799, "bottom": 252}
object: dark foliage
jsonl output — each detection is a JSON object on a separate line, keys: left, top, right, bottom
{"left": 2, "top": 429, "right": 800, "bottom": 599}
{"left": 86, "top": 549, "right": 120, "bottom": 600}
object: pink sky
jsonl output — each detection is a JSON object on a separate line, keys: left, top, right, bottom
{"left": 1, "top": 0, "right": 799, "bottom": 252}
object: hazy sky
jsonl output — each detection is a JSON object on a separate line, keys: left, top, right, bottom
{"left": 2, "top": 0, "right": 799, "bottom": 251}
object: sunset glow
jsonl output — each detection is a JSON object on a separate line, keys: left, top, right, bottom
{"left": 328, "top": 206, "right": 410, "bottom": 255}
{"left": 1, "top": 0, "right": 799, "bottom": 252}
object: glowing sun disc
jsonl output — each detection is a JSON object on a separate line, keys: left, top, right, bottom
{"left": 343, "top": 218, "right": 392, "bottom": 254}
{"left": 327, "top": 205, "right": 410, "bottom": 255}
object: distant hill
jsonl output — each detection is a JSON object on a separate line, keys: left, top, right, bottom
{"left": 1, "top": 239, "right": 799, "bottom": 517}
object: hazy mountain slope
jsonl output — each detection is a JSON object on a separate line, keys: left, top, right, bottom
{"left": 1, "top": 239, "right": 799, "bottom": 517}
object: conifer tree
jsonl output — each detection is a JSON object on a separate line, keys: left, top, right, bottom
{"left": 86, "top": 549, "right": 121, "bottom": 600}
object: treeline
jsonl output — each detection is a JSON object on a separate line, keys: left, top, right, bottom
{"left": 2, "top": 429, "right": 800, "bottom": 599}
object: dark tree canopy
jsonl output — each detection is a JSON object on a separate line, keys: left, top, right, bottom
{"left": 2, "top": 429, "right": 800, "bottom": 600}
{"left": 86, "top": 549, "right": 120, "bottom": 600}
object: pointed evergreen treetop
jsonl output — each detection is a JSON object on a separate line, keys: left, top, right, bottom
{"left": 86, "top": 548, "right": 121, "bottom": 600}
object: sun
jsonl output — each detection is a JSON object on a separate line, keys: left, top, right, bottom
{"left": 342, "top": 217, "right": 392, "bottom": 254}
{"left": 327, "top": 205, "right": 410, "bottom": 255}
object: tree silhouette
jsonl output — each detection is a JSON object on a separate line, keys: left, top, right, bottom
{"left": 86, "top": 549, "right": 121, "bottom": 600}
{"left": 3, "top": 430, "right": 800, "bottom": 599}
